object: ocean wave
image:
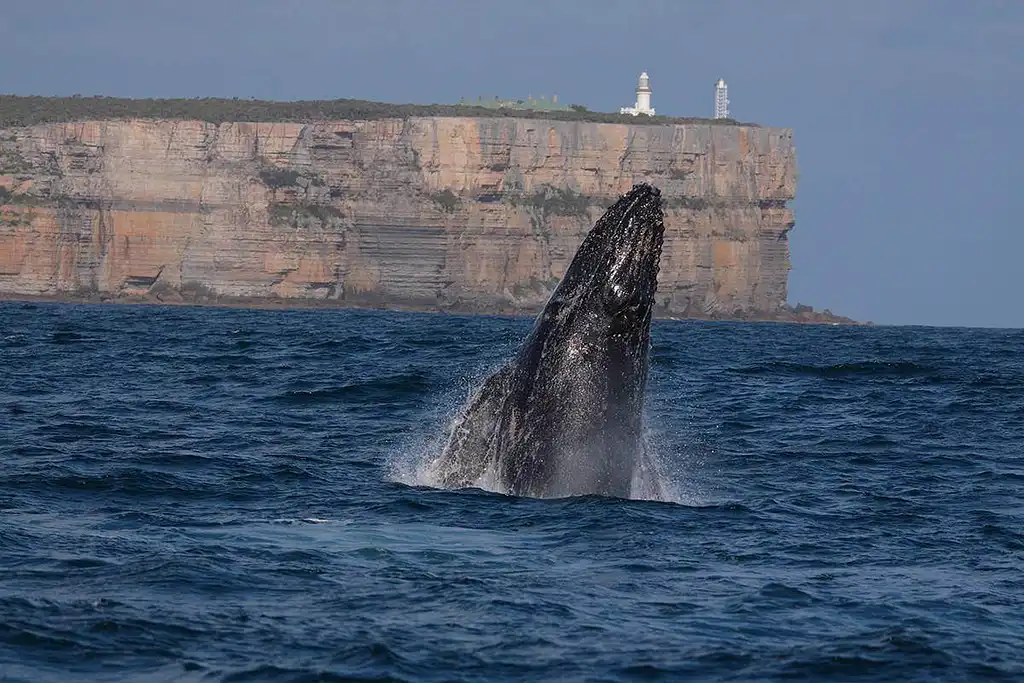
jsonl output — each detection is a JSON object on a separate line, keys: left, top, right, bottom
{"left": 730, "top": 360, "right": 941, "bottom": 379}
{"left": 269, "top": 372, "right": 433, "bottom": 406}
{"left": 1, "top": 303, "right": 1021, "bottom": 682}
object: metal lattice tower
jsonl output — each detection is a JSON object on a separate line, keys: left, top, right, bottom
{"left": 714, "top": 78, "right": 730, "bottom": 119}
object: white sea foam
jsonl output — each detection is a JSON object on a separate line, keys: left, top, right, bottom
{"left": 269, "top": 517, "right": 343, "bottom": 525}
{"left": 385, "top": 381, "right": 699, "bottom": 505}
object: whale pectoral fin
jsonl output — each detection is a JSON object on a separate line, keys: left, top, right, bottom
{"left": 435, "top": 365, "right": 513, "bottom": 489}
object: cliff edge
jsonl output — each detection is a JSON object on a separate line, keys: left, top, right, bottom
{"left": 0, "top": 114, "right": 798, "bottom": 318}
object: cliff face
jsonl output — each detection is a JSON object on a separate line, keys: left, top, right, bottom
{"left": 0, "top": 117, "right": 796, "bottom": 316}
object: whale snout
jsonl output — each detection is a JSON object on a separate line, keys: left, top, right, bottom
{"left": 618, "top": 184, "right": 664, "bottom": 249}
{"left": 629, "top": 183, "right": 661, "bottom": 198}
{"left": 621, "top": 184, "right": 664, "bottom": 235}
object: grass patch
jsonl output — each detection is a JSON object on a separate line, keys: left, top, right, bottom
{"left": 509, "top": 186, "right": 590, "bottom": 217}
{"left": 0, "top": 94, "right": 760, "bottom": 128}
{"left": 0, "top": 191, "right": 48, "bottom": 207}
{"left": 663, "top": 196, "right": 710, "bottom": 210}
{"left": 258, "top": 168, "right": 301, "bottom": 189}
{"left": 429, "top": 189, "right": 460, "bottom": 213}
{"left": 0, "top": 148, "right": 32, "bottom": 175}
{"left": 269, "top": 201, "right": 343, "bottom": 227}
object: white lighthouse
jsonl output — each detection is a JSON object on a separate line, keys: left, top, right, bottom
{"left": 714, "top": 78, "right": 730, "bottom": 119}
{"left": 620, "top": 72, "right": 655, "bottom": 116}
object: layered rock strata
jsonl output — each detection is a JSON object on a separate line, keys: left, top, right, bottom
{"left": 0, "top": 117, "right": 796, "bottom": 317}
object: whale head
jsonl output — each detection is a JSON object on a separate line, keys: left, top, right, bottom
{"left": 547, "top": 183, "right": 664, "bottom": 332}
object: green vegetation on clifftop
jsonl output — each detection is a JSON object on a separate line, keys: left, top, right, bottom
{"left": 0, "top": 95, "right": 753, "bottom": 127}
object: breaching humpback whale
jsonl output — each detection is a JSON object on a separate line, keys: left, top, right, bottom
{"left": 432, "top": 183, "right": 665, "bottom": 499}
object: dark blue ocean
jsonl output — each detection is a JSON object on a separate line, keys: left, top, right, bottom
{"left": 1, "top": 302, "right": 1022, "bottom": 682}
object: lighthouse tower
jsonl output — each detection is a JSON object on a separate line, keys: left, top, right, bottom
{"left": 714, "top": 78, "right": 730, "bottom": 119}
{"left": 635, "top": 72, "right": 653, "bottom": 113}
{"left": 620, "top": 72, "right": 655, "bottom": 116}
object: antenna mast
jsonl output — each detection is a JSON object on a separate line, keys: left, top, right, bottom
{"left": 714, "top": 79, "right": 730, "bottom": 119}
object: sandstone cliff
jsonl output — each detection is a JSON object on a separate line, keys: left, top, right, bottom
{"left": 0, "top": 116, "right": 796, "bottom": 317}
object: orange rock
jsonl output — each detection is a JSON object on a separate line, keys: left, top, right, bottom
{"left": 0, "top": 117, "right": 796, "bottom": 316}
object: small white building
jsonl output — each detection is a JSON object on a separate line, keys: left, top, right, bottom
{"left": 620, "top": 72, "right": 655, "bottom": 116}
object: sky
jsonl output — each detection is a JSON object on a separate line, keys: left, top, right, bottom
{"left": 1, "top": 0, "right": 1021, "bottom": 327}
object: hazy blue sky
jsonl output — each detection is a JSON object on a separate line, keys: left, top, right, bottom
{"left": 1, "top": 0, "right": 1021, "bottom": 326}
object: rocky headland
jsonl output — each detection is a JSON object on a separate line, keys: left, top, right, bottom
{"left": 0, "top": 96, "right": 851, "bottom": 322}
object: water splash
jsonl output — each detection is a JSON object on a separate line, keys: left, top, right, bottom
{"left": 386, "top": 389, "right": 692, "bottom": 505}
{"left": 384, "top": 378, "right": 473, "bottom": 490}
{"left": 635, "top": 426, "right": 713, "bottom": 506}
